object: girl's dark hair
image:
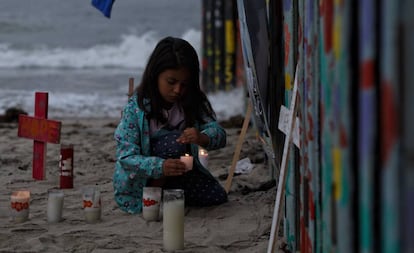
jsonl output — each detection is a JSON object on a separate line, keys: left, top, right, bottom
{"left": 136, "top": 36, "right": 216, "bottom": 126}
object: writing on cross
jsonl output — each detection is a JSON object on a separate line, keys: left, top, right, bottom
{"left": 18, "top": 92, "right": 61, "bottom": 180}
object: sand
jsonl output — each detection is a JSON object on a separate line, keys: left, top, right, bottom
{"left": 0, "top": 117, "right": 283, "bottom": 253}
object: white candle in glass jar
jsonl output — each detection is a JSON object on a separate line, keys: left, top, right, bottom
{"left": 10, "top": 190, "right": 30, "bottom": 223}
{"left": 163, "top": 197, "right": 185, "bottom": 250}
{"left": 180, "top": 154, "right": 193, "bottom": 171}
{"left": 198, "top": 148, "right": 209, "bottom": 168}
{"left": 142, "top": 187, "right": 162, "bottom": 221}
{"left": 47, "top": 189, "right": 64, "bottom": 223}
{"left": 82, "top": 186, "right": 101, "bottom": 223}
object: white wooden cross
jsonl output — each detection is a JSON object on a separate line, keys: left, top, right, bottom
{"left": 267, "top": 64, "right": 300, "bottom": 253}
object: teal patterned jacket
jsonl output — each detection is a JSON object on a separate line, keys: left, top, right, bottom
{"left": 113, "top": 94, "right": 227, "bottom": 214}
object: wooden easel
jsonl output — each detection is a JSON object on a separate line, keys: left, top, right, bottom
{"left": 267, "top": 65, "right": 299, "bottom": 253}
{"left": 224, "top": 99, "right": 253, "bottom": 193}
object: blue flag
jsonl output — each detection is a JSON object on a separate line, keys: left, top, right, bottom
{"left": 91, "top": 0, "right": 116, "bottom": 18}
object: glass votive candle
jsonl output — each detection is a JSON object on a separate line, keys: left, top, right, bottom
{"left": 163, "top": 189, "right": 185, "bottom": 251}
{"left": 180, "top": 153, "right": 193, "bottom": 171}
{"left": 10, "top": 190, "right": 30, "bottom": 223}
{"left": 82, "top": 186, "right": 101, "bottom": 223}
{"left": 47, "top": 189, "right": 64, "bottom": 223}
{"left": 142, "top": 186, "right": 162, "bottom": 221}
{"left": 198, "top": 147, "right": 209, "bottom": 168}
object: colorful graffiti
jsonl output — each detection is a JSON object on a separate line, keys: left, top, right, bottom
{"left": 220, "top": 0, "right": 412, "bottom": 252}
{"left": 201, "top": 0, "right": 240, "bottom": 92}
{"left": 202, "top": 0, "right": 412, "bottom": 252}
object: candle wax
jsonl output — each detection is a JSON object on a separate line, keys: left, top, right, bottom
{"left": 47, "top": 191, "right": 64, "bottom": 223}
{"left": 198, "top": 148, "right": 209, "bottom": 168}
{"left": 10, "top": 191, "right": 30, "bottom": 223}
{"left": 163, "top": 199, "right": 185, "bottom": 250}
{"left": 180, "top": 154, "right": 193, "bottom": 171}
{"left": 84, "top": 208, "right": 101, "bottom": 223}
{"left": 143, "top": 208, "right": 159, "bottom": 221}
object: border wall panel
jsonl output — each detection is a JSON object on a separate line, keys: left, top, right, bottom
{"left": 282, "top": 0, "right": 298, "bottom": 251}
{"left": 401, "top": 2, "right": 414, "bottom": 252}
{"left": 319, "top": 0, "right": 335, "bottom": 251}
{"left": 380, "top": 0, "right": 400, "bottom": 252}
{"left": 358, "top": 0, "right": 377, "bottom": 252}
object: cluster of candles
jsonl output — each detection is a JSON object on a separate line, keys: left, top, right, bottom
{"left": 10, "top": 187, "right": 101, "bottom": 224}
{"left": 140, "top": 148, "right": 208, "bottom": 251}
{"left": 10, "top": 149, "right": 209, "bottom": 251}
{"left": 179, "top": 147, "right": 209, "bottom": 171}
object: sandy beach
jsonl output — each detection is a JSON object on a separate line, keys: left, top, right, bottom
{"left": 0, "top": 117, "right": 281, "bottom": 253}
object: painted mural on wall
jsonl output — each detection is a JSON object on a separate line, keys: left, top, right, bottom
{"left": 202, "top": 0, "right": 412, "bottom": 252}
{"left": 282, "top": 1, "right": 298, "bottom": 251}
{"left": 272, "top": 0, "right": 408, "bottom": 252}
{"left": 201, "top": 0, "right": 241, "bottom": 92}
{"left": 217, "top": 0, "right": 412, "bottom": 252}
{"left": 359, "top": 0, "right": 377, "bottom": 252}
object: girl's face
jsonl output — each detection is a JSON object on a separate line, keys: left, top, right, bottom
{"left": 157, "top": 67, "right": 190, "bottom": 106}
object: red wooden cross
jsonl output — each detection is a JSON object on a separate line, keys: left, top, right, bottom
{"left": 18, "top": 92, "right": 61, "bottom": 180}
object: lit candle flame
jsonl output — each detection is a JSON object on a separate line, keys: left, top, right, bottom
{"left": 199, "top": 147, "right": 208, "bottom": 156}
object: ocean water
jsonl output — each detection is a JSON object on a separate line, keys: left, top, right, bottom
{"left": 0, "top": 0, "right": 245, "bottom": 120}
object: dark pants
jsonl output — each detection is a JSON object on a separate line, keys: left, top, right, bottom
{"left": 163, "top": 169, "right": 228, "bottom": 207}
{"left": 150, "top": 130, "right": 227, "bottom": 207}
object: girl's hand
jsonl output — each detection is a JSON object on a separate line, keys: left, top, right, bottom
{"left": 176, "top": 127, "right": 209, "bottom": 146}
{"left": 162, "top": 159, "right": 187, "bottom": 176}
